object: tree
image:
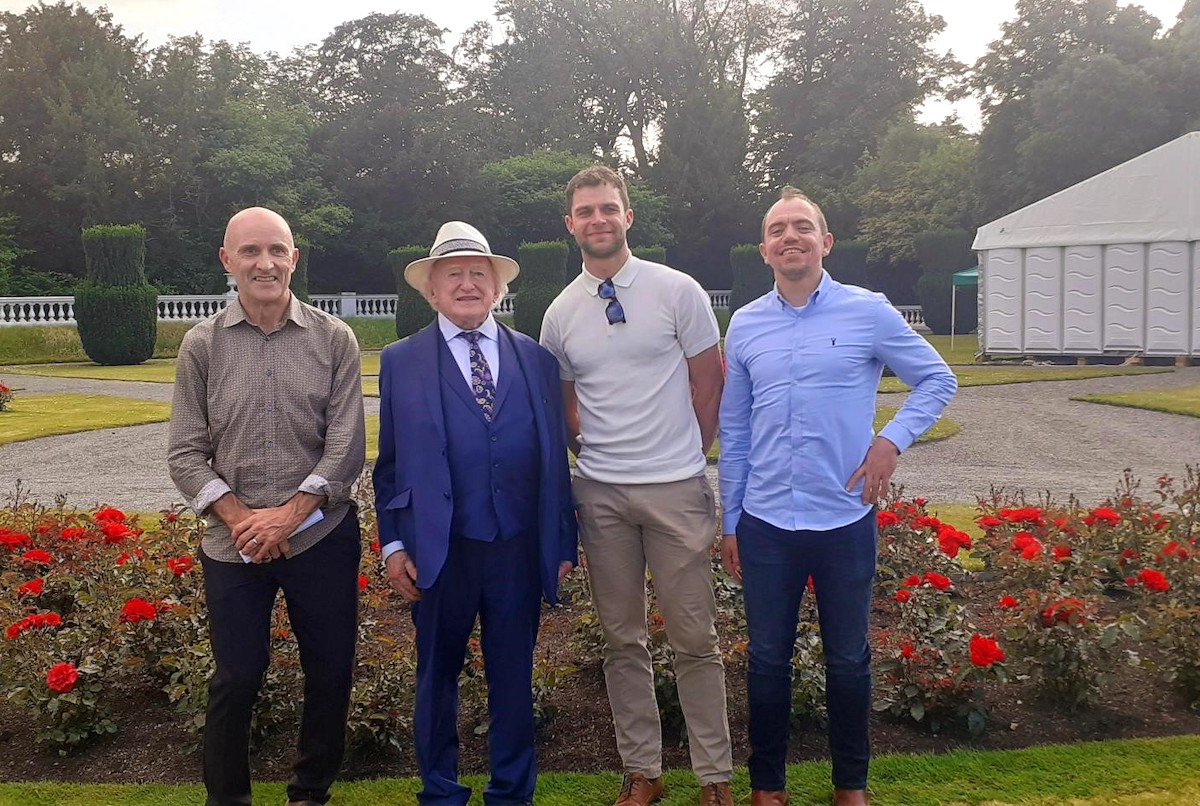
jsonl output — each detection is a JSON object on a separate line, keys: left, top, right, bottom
{"left": 0, "top": 2, "right": 145, "bottom": 278}
{"left": 1146, "top": 2, "right": 1200, "bottom": 135}
{"left": 1016, "top": 53, "right": 1171, "bottom": 203}
{"left": 754, "top": 0, "right": 952, "bottom": 189}
{"left": 850, "top": 120, "right": 978, "bottom": 266}
{"left": 968, "top": 0, "right": 1165, "bottom": 219}
{"left": 476, "top": 152, "right": 593, "bottom": 259}
{"left": 309, "top": 13, "right": 475, "bottom": 291}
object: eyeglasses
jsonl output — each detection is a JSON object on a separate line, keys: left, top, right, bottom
{"left": 598, "top": 278, "right": 626, "bottom": 325}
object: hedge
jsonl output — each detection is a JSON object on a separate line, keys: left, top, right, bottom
{"left": 514, "top": 241, "right": 569, "bottom": 338}
{"left": 387, "top": 246, "right": 435, "bottom": 339}
{"left": 729, "top": 244, "right": 770, "bottom": 312}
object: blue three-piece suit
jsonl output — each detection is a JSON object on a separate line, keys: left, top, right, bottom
{"left": 373, "top": 320, "right": 577, "bottom": 805}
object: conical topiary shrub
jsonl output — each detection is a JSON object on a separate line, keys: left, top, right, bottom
{"left": 514, "top": 241, "right": 568, "bottom": 338}
{"left": 388, "top": 246, "right": 435, "bottom": 340}
{"left": 75, "top": 224, "right": 157, "bottom": 365}
{"left": 729, "top": 244, "right": 771, "bottom": 313}
{"left": 291, "top": 235, "right": 311, "bottom": 304}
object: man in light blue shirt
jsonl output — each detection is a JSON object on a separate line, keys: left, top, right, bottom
{"left": 718, "top": 187, "right": 956, "bottom": 806}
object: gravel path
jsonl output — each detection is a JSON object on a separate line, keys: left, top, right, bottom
{"left": 1, "top": 368, "right": 1197, "bottom": 512}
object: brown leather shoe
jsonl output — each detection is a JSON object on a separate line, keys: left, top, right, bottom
{"left": 614, "top": 772, "right": 665, "bottom": 805}
{"left": 751, "top": 790, "right": 789, "bottom": 805}
{"left": 832, "top": 788, "right": 869, "bottom": 806}
{"left": 699, "top": 781, "right": 733, "bottom": 806}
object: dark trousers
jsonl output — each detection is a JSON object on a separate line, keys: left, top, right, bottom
{"left": 412, "top": 532, "right": 542, "bottom": 806}
{"left": 738, "top": 510, "right": 876, "bottom": 792}
{"left": 200, "top": 510, "right": 361, "bottom": 806}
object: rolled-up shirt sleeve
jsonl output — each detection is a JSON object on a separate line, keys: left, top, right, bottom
{"left": 305, "top": 326, "right": 366, "bottom": 506}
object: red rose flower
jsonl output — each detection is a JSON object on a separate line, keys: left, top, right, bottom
{"left": 1052, "top": 545, "right": 1071, "bottom": 561}
{"left": 914, "top": 515, "right": 942, "bottom": 530}
{"left": 923, "top": 572, "right": 952, "bottom": 591}
{"left": 166, "top": 556, "right": 195, "bottom": 577}
{"left": 0, "top": 530, "right": 34, "bottom": 551}
{"left": 59, "top": 527, "right": 87, "bottom": 540}
{"left": 976, "top": 515, "right": 1003, "bottom": 530}
{"left": 998, "top": 507, "right": 1044, "bottom": 525}
{"left": 1042, "top": 597, "right": 1086, "bottom": 626}
{"left": 370, "top": 539, "right": 381, "bottom": 553}
{"left": 914, "top": 498, "right": 927, "bottom": 507}
{"left": 120, "top": 597, "right": 158, "bottom": 623}
{"left": 1083, "top": 506, "right": 1120, "bottom": 527}
{"left": 93, "top": 506, "right": 126, "bottom": 523}
{"left": 1020, "top": 540, "right": 1044, "bottom": 560}
{"left": 876, "top": 511, "right": 901, "bottom": 529}
{"left": 358, "top": 573, "right": 369, "bottom": 591}
{"left": 903, "top": 575, "right": 921, "bottom": 588}
{"left": 45, "top": 662, "right": 78, "bottom": 694}
{"left": 969, "top": 634, "right": 1005, "bottom": 667}
{"left": 18, "top": 578, "right": 44, "bottom": 597}
{"left": 1125, "top": 576, "right": 1138, "bottom": 587}
{"left": 936, "top": 525, "right": 972, "bottom": 558}
{"left": 101, "top": 521, "right": 134, "bottom": 543}
{"left": 1137, "top": 569, "right": 1170, "bottom": 592}
{"left": 998, "top": 595, "right": 1018, "bottom": 609}
{"left": 900, "top": 644, "right": 915, "bottom": 659}
{"left": 894, "top": 590, "right": 912, "bottom": 603}
{"left": 20, "top": 549, "right": 52, "bottom": 565}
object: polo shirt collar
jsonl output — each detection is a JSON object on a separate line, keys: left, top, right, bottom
{"left": 582, "top": 253, "right": 641, "bottom": 296}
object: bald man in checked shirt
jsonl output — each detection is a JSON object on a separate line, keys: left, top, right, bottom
{"left": 718, "top": 187, "right": 956, "bottom": 806}
{"left": 168, "top": 206, "right": 365, "bottom": 806}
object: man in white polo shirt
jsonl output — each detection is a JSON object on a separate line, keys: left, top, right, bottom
{"left": 540, "top": 165, "right": 732, "bottom": 806}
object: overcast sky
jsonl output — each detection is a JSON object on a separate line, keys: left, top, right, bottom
{"left": 0, "top": 0, "right": 1187, "bottom": 130}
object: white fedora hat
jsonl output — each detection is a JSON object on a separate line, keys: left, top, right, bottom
{"left": 404, "top": 221, "right": 520, "bottom": 297}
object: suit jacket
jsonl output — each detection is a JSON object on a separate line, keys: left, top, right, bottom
{"left": 373, "top": 320, "right": 577, "bottom": 604}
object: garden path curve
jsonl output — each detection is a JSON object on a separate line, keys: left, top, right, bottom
{"left": 0, "top": 369, "right": 1196, "bottom": 513}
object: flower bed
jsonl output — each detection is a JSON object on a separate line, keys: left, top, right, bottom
{"left": 0, "top": 468, "right": 1197, "bottom": 769}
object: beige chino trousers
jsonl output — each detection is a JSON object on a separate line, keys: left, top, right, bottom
{"left": 573, "top": 474, "right": 733, "bottom": 784}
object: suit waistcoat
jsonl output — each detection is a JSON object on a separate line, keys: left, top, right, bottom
{"left": 439, "top": 330, "right": 541, "bottom": 542}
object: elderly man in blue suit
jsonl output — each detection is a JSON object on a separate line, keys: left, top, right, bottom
{"left": 373, "top": 221, "right": 577, "bottom": 806}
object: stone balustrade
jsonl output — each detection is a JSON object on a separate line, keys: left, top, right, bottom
{"left": 0, "top": 291, "right": 927, "bottom": 330}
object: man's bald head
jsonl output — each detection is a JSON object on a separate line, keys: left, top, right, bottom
{"left": 224, "top": 207, "right": 294, "bottom": 251}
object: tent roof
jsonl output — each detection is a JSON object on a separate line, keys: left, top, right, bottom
{"left": 972, "top": 132, "right": 1200, "bottom": 251}
{"left": 952, "top": 266, "right": 978, "bottom": 286}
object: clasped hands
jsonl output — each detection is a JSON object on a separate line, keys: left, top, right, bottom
{"left": 215, "top": 494, "right": 304, "bottom": 563}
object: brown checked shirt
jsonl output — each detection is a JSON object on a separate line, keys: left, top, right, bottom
{"left": 167, "top": 295, "right": 366, "bottom": 562}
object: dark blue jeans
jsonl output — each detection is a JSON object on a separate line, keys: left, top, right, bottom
{"left": 738, "top": 510, "right": 875, "bottom": 792}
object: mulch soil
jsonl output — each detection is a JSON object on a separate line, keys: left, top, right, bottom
{"left": 2, "top": 575, "right": 1199, "bottom": 785}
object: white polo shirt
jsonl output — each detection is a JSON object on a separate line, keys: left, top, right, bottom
{"left": 540, "top": 254, "right": 720, "bottom": 484}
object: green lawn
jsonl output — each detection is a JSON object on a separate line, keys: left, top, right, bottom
{"left": 1, "top": 736, "right": 1198, "bottom": 805}
{"left": 1071, "top": 385, "right": 1200, "bottom": 418}
{"left": 0, "top": 394, "right": 171, "bottom": 445}
{"left": 0, "top": 323, "right": 193, "bottom": 366}
{"left": 879, "top": 366, "right": 1168, "bottom": 393}
{"left": 3, "top": 359, "right": 179, "bottom": 383}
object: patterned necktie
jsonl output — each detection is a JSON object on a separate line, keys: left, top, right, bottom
{"left": 460, "top": 330, "right": 496, "bottom": 421}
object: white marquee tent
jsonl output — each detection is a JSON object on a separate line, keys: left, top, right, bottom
{"left": 972, "top": 132, "right": 1200, "bottom": 358}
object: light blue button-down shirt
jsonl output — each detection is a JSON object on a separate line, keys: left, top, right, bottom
{"left": 718, "top": 271, "right": 957, "bottom": 534}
